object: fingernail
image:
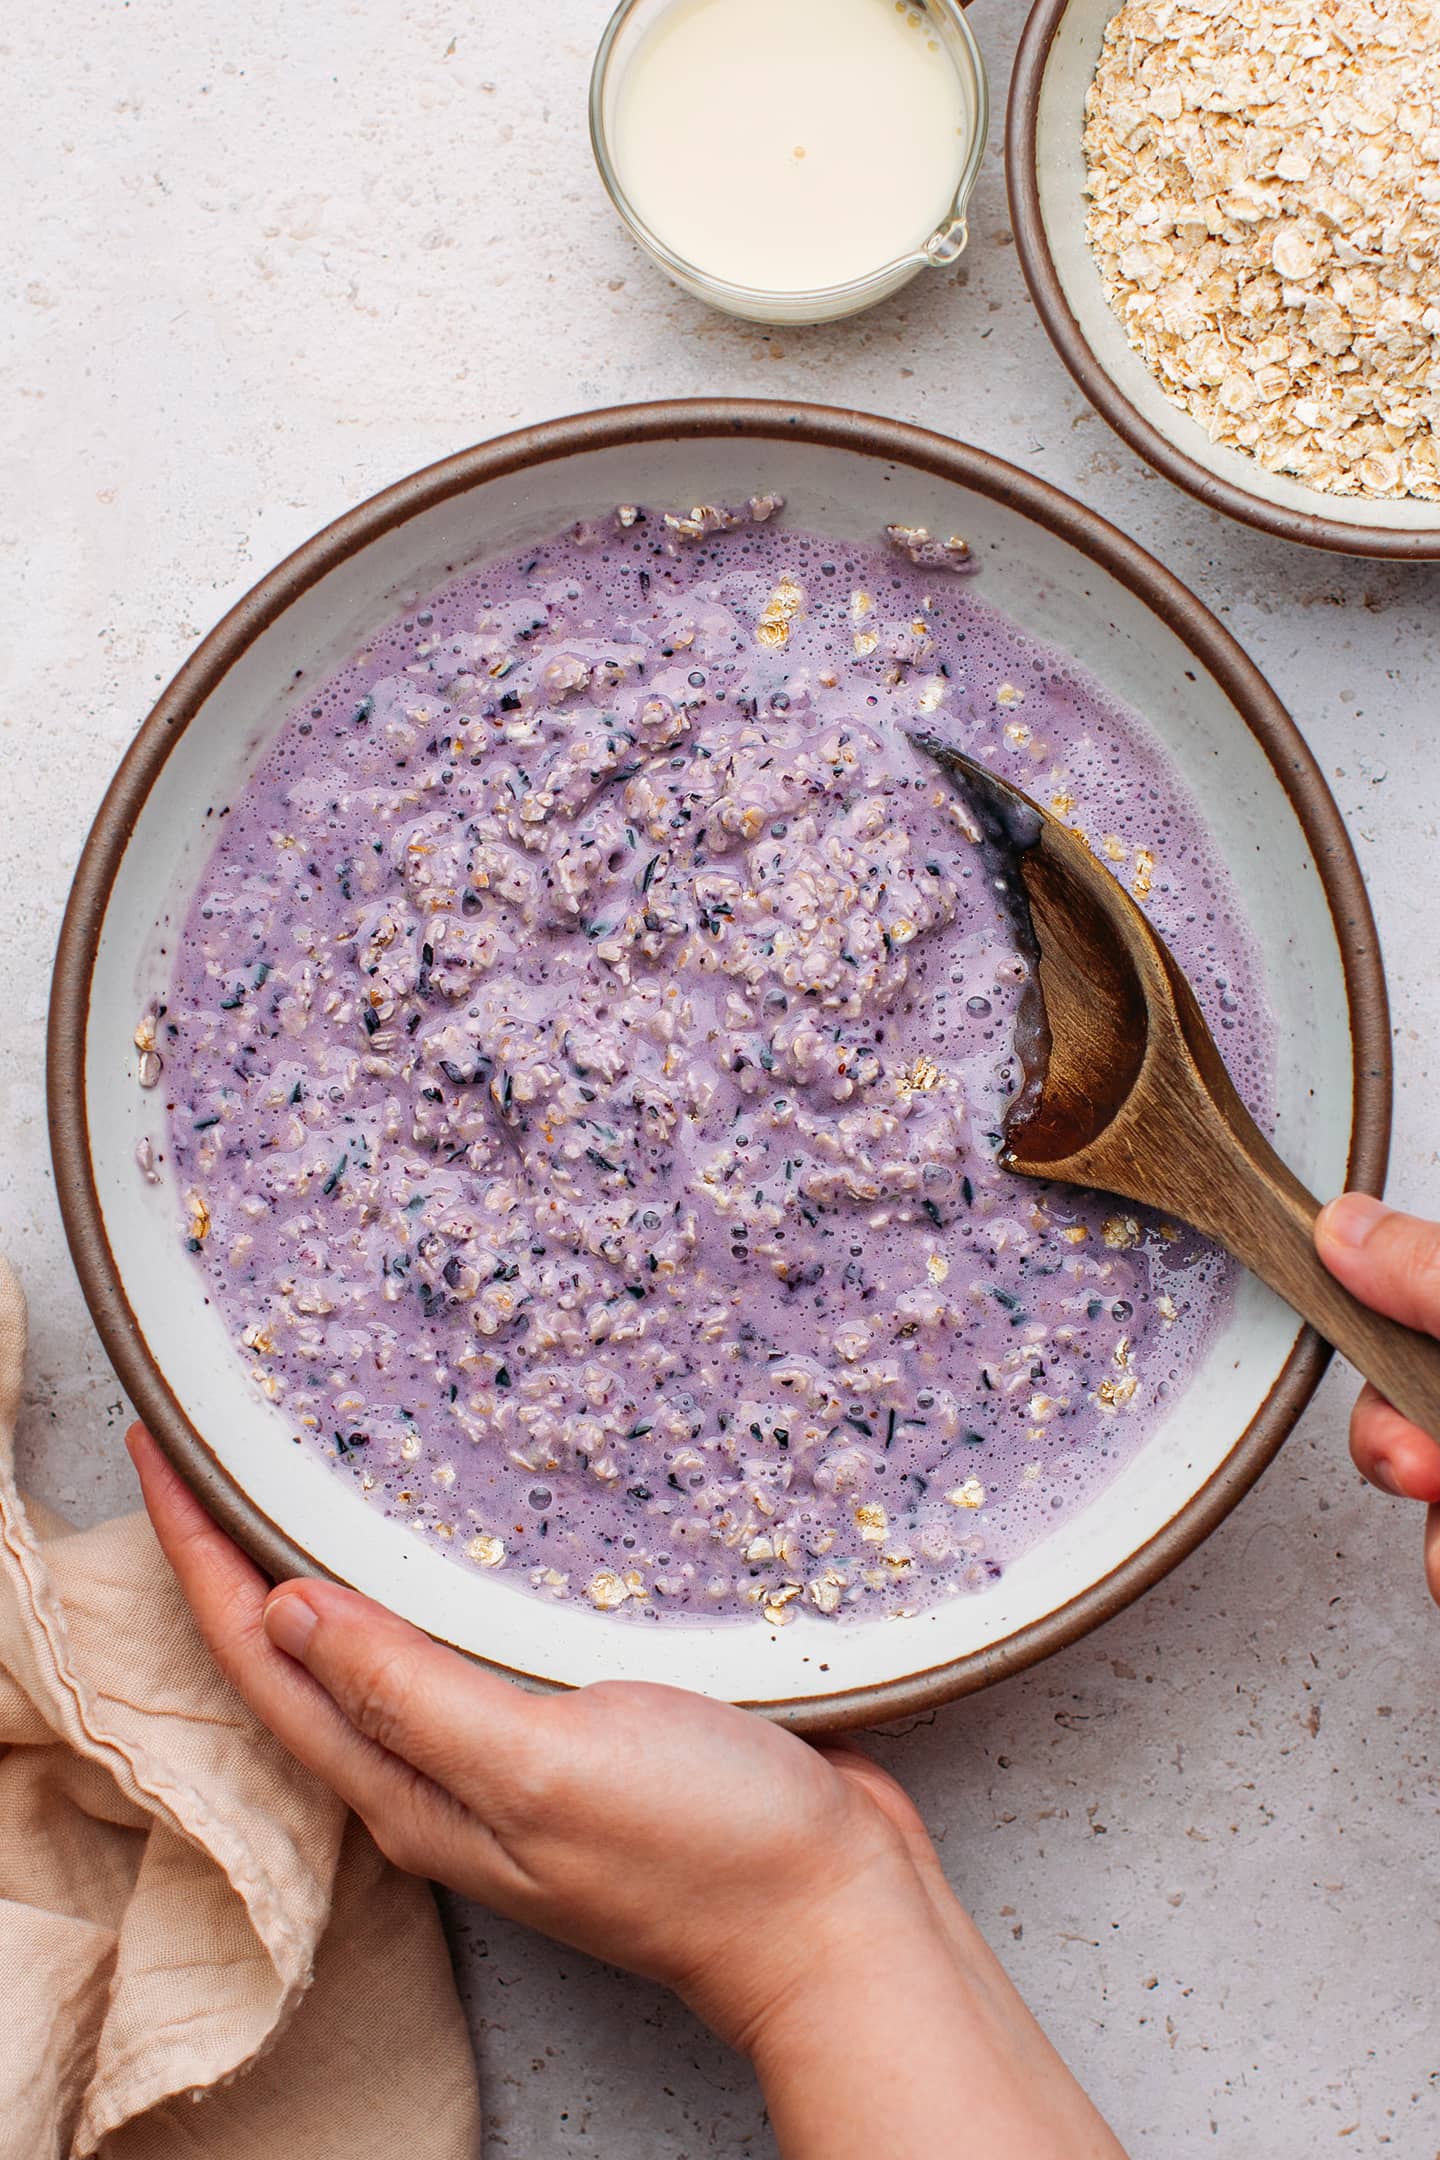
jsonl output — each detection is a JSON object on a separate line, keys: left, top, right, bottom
{"left": 1320, "top": 1193, "right": 1389, "bottom": 1250}
{"left": 1373, "top": 1460, "right": 1404, "bottom": 1497}
{"left": 264, "top": 1590, "right": 318, "bottom": 1659}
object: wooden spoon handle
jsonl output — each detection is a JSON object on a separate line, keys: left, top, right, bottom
{"left": 1190, "top": 1129, "right": 1440, "bottom": 1439}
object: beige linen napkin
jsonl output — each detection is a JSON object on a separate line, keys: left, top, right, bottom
{"left": 0, "top": 1258, "right": 482, "bottom": 2159}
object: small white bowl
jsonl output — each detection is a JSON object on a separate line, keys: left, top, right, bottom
{"left": 1008, "top": 0, "right": 1440, "bottom": 559}
{"left": 49, "top": 401, "right": 1389, "bottom": 1730}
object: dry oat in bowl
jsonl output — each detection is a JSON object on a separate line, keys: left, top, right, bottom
{"left": 159, "top": 502, "right": 1271, "bottom": 1626}
{"left": 1084, "top": 0, "right": 1440, "bottom": 501}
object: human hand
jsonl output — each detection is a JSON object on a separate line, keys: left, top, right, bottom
{"left": 1315, "top": 1193, "right": 1440, "bottom": 1607}
{"left": 125, "top": 1425, "right": 925, "bottom": 2045}
{"left": 129, "top": 1424, "right": 1126, "bottom": 2158}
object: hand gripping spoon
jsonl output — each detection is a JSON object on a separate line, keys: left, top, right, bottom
{"left": 915, "top": 737, "right": 1440, "bottom": 1435}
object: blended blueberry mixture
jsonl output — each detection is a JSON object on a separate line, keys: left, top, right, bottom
{"left": 155, "top": 502, "right": 1268, "bottom": 1626}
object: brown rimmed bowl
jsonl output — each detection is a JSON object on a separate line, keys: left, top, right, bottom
{"left": 1008, "top": 0, "right": 1440, "bottom": 560}
{"left": 48, "top": 398, "right": 1389, "bottom": 1732}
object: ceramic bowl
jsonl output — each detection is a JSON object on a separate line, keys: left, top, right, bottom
{"left": 1008, "top": 0, "right": 1440, "bottom": 559}
{"left": 49, "top": 400, "right": 1389, "bottom": 1732}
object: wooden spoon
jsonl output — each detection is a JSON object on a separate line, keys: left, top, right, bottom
{"left": 916, "top": 737, "right": 1440, "bottom": 1435}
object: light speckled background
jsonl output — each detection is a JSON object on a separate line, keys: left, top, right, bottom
{"left": 5, "top": 1, "right": 1439, "bottom": 2152}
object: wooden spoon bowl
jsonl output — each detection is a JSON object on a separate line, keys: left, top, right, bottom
{"left": 918, "top": 739, "right": 1440, "bottom": 1436}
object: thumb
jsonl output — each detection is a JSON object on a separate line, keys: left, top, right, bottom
{"left": 262, "top": 1578, "right": 540, "bottom": 1806}
{"left": 1314, "top": 1194, "right": 1440, "bottom": 1339}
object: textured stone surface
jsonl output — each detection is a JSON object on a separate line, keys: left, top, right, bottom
{"left": 4, "top": 1, "right": 1438, "bottom": 2152}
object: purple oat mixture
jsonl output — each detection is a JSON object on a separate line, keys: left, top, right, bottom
{"left": 157, "top": 504, "right": 1268, "bottom": 1625}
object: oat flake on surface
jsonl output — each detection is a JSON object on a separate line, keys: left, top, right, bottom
{"left": 1083, "top": 0, "right": 1440, "bottom": 500}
